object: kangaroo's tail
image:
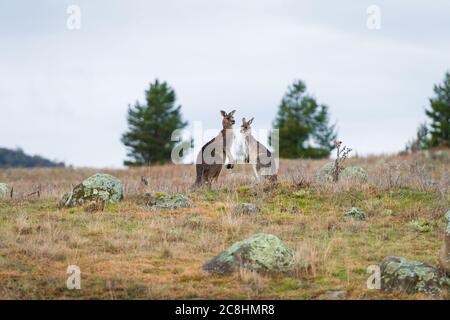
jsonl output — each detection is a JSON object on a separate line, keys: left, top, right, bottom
{"left": 194, "top": 164, "right": 203, "bottom": 186}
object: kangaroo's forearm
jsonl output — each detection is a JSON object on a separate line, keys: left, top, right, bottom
{"left": 226, "top": 148, "right": 234, "bottom": 162}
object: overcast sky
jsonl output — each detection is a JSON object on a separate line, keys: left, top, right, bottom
{"left": 0, "top": 0, "right": 449, "bottom": 167}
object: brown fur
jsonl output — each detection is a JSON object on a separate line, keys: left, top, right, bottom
{"left": 195, "top": 110, "right": 236, "bottom": 186}
{"left": 241, "top": 117, "right": 277, "bottom": 182}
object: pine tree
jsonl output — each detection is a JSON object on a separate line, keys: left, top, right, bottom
{"left": 121, "top": 79, "right": 188, "bottom": 166}
{"left": 405, "top": 122, "right": 430, "bottom": 152}
{"left": 272, "top": 80, "right": 337, "bottom": 158}
{"left": 426, "top": 72, "right": 450, "bottom": 148}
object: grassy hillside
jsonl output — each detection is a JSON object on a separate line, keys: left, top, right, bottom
{"left": 0, "top": 152, "right": 448, "bottom": 299}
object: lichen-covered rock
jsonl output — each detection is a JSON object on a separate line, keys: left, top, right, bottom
{"left": 380, "top": 256, "right": 450, "bottom": 295}
{"left": 0, "top": 183, "right": 9, "bottom": 197}
{"left": 315, "top": 162, "right": 335, "bottom": 183}
{"left": 203, "top": 233, "right": 295, "bottom": 275}
{"left": 315, "top": 163, "right": 368, "bottom": 184}
{"left": 60, "top": 173, "right": 123, "bottom": 208}
{"left": 233, "top": 203, "right": 259, "bottom": 215}
{"left": 146, "top": 194, "right": 192, "bottom": 210}
{"left": 340, "top": 166, "right": 368, "bottom": 183}
{"left": 439, "top": 210, "right": 450, "bottom": 275}
{"left": 345, "top": 207, "right": 367, "bottom": 221}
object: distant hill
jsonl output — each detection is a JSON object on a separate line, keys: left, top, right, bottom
{"left": 0, "top": 147, "right": 65, "bottom": 168}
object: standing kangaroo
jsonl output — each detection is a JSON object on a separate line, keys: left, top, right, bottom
{"left": 240, "top": 117, "right": 277, "bottom": 182}
{"left": 195, "top": 110, "right": 236, "bottom": 186}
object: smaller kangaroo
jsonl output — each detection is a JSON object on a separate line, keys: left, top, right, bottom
{"left": 240, "top": 117, "right": 277, "bottom": 182}
{"left": 195, "top": 110, "right": 236, "bottom": 186}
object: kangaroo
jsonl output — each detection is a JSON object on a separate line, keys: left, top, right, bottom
{"left": 240, "top": 117, "right": 277, "bottom": 182}
{"left": 195, "top": 110, "right": 236, "bottom": 186}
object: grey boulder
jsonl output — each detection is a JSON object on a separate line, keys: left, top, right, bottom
{"left": 380, "top": 256, "right": 450, "bottom": 295}
{"left": 60, "top": 173, "right": 124, "bottom": 208}
{"left": 203, "top": 233, "right": 295, "bottom": 275}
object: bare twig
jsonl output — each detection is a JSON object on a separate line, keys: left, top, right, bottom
{"left": 141, "top": 176, "right": 149, "bottom": 186}
{"left": 331, "top": 140, "right": 352, "bottom": 182}
{"left": 27, "top": 184, "right": 41, "bottom": 198}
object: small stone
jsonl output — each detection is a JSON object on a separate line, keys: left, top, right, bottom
{"left": 146, "top": 194, "right": 192, "bottom": 210}
{"left": 320, "top": 290, "right": 347, "bottom": 300}
{"left": 233, "top": 203, "right": 259, "bottom": 215}
{"left": 345, "top": 207, "right": 367, "bottom": 221}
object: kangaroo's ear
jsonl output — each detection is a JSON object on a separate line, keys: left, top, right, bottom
{"left": 229, "top": 110, "right": 236, "bottom": 115}
{"left": 242, "top": 117, "right": 246, "bottom": 124}
{"left": 220, "top": 110, "right": 227, "bottom": 117}
{"left": 248, "top": 117, "right": 254, "bottom": 125}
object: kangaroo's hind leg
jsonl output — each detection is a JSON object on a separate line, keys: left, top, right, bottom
{"left": 251, "top": 164, "right": 260, "bottom": 182}
{"left": 195, "top": 164, "right": 204, "bottom": 186}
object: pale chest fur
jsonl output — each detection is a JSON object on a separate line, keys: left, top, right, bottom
{"left": 215, "top": 129, "right": 235, "bottom": 148}
{"left": 244, "top": 135, "right": 258, "bottom": 161}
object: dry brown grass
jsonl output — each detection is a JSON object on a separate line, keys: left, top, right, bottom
{"left": 1, "top": 151, "right": 448, "bottom": 199}
{"left": 0, "top": 151, "right": 448, "bottom": 299}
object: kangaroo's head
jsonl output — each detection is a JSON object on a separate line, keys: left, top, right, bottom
{"left": 220, "top": 110, "right": 236, "bottom": 129}
{"left": 240, "top": 117, "right": 254, "bottom": 136}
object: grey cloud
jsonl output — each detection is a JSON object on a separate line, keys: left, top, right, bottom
{"left": 0, "top": 0, "right": 449, "bottom": 167}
